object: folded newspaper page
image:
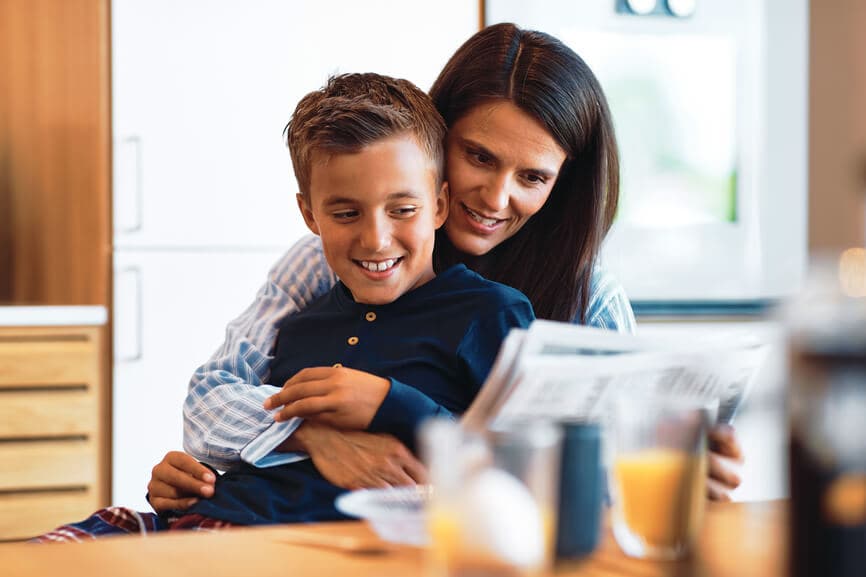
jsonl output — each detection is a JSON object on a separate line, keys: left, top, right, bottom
{"left": 461, "top": 319, "right": 769, "bottom": 431}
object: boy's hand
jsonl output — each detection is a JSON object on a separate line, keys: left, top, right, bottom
{"left": 264, "top": 366, "right": 390, "bottom": 430}
{"left": 707, "top": 424, "right": 744, "bottom": 501}
{"left": 288, "top": 421, "right": 427, "bottom": 490}
{"left": 147, "top": 451, "right": 216, "bottom": 513}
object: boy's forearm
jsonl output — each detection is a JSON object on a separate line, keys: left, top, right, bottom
{"left": 368, "top": 378, "right": 454, "bottom": 451}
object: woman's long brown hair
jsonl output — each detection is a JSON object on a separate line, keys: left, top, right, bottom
{"left": 430, "top": 23, "right": 620, "bottom": 322}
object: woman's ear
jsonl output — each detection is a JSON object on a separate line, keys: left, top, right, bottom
{"left": 296, "top": 193, "right": 320, "bottom": 236}
{"left": 434, "top": 181, "right": 450, "bottom": 229}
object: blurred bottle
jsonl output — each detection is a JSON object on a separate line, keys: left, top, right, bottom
{"left": 787, "top": 250, "right": 866, "bottom": 577}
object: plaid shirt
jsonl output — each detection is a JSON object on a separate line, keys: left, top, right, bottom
{"left": 182, "top": 235, "right": 635, "bottom": 470}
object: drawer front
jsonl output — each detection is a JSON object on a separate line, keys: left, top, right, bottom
{"left": 0, "top": 489, "right": 101, "bottom": 541}
{"left": 0, "top": 389, "right": 97, "bottom": 438}
{"left": 0, "top": 330, "right": 98, "bottom": 389}
{"left": 0, "top": 440, "right": 96, "bottom": 491}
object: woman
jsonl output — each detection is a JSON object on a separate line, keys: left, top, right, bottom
{"left": 156, "top": 22, "right": 741, "bottom": 511}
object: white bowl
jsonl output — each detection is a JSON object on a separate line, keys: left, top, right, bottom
{"left": 335, "top": 485, "right": 432, "bottom": 546}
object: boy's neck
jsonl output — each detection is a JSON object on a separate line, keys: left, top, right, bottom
{"left": 345, "top": 268, "right": 438, "bottom": 305}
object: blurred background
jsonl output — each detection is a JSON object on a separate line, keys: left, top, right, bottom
{"left": 0, "top": 0, "right": 864, "bottom": 540}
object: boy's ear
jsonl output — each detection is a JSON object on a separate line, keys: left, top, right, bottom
{"left": 296, "top": 193, "right": 320, "bottom": 236}
{"left": 434, "top": 181, "right": 449, "bottom": 229}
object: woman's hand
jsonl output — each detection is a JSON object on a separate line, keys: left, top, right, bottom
{"left": 707, "top": 424, "right": 744, "bottom": 501}
{"left": 264, "top": 366, "right": 390, "bottom": 430}
{"left": 287, "top": 421, "right": 427, "bottom": 490}
{"left": 147, "top": 451, "right": 216, "bottom": 513}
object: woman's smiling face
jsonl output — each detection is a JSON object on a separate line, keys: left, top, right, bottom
{"left": 443, "top": 100, "right": 568, "bottom": 256}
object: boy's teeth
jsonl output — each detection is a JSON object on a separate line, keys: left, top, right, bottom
{"left": 466, "top": 207, "right": 499, "bottom": 227}
{"left": 360, "top": 259, "right": 396, "bottom": 272}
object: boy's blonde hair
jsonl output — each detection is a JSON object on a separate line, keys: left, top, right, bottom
{"left": 285, "top": 73, "right": 446, "bottom": 195}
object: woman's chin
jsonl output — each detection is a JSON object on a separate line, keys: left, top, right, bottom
{"left": 445, "top": 225, "right": 501, "bottom": 257}
{"left": 449, "top": 235, "right": 496, "bottom": 257}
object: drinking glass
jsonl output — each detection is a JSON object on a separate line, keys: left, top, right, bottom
{"left": 609, "top": 394, "right": 715, "bottom": 560}
{"left": 421, "top": 419, "right": 562, "bottom": 576}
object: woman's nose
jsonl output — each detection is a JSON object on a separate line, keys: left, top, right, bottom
{"left": 478, "top": 173, "right": 511, "bottom": 212}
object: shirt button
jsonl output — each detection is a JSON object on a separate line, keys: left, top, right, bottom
{"left": 365, "top": 312, "right": 377, "bottom": 322}
{"left": 347, "top": 336, "right": 359, "bottom": 346}
{"left": 332, "top": 363, "right": 343, "bottom": 368}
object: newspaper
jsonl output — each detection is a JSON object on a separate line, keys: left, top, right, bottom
{"left": 461, "top": 319, "right": 769, "bottom": 431}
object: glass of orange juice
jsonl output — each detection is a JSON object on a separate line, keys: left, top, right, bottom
{"left": 421, "top": 419, "right": 562, "bottom": 576}
{"left": 609, "top": 394, "right": 717, "bottom": 560}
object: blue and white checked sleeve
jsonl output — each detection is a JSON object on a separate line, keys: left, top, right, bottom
{"left": 182, "top": 235, "right": 337, "bottom": 470}
{"left": 583, "top": 268, "right": 636, "bottom": 334}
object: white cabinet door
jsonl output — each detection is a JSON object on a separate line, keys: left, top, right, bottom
{"left": 112, "top": 0, "right": 478, "bottom": 249}
{"left": 112, "top": 249, "right": 285, "bottom": 509}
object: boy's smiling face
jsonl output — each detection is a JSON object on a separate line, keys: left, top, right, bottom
{"left": 298, "top": 133, "right": 448, "bottom": 305}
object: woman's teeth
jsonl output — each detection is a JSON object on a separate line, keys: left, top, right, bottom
{"left": 359, "top": 259, "right": 398, "bottom": 272}
{"left": 465, "top": 206, "right": 500, "bottom": 227}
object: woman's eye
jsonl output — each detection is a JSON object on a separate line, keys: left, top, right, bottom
{"left": 468, "top": 149, "right": 492, "bottom": 166}
{"left": 391, "top": 206, "right": 418, "bottom": 218}
{"left": 523, "top": 173, "right": 547, "bottom": 186}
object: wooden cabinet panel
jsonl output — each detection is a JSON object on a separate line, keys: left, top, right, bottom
{"left": 0, "top": 338, "right": 97, "bottom": 389}
{"left": 0, "top": 0, "right": 110, "bottom": 306}
{"left": 0, "top": 490, "right": 101, "bottom": 542}
{"left": 0, "top": 389, "right": 96, "bottom": 438}
{"left": 0, "top": 440, "right": 96, "bottom": 491}
{"left": 0, "top": 324, "right": 108, "bottom": 539}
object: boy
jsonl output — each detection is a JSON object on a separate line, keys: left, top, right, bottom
{"left": 171, "top": 73, "right": 534, "bottom": 527}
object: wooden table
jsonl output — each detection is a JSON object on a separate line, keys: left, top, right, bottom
{"left": 0, "top": 501, "right": 786, "bottom": 577}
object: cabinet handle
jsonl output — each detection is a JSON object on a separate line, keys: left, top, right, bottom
{"left": 114, "top": 135, "right": 143, "bottom": 234}
{"left": 114, "top": 266, "right": 142, "bottom": 362}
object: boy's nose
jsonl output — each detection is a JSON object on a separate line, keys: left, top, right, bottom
{"left": 359, "top": 217, "right": 392, "bottom": 252}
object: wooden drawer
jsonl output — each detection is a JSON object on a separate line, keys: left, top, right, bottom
{"left": 0, "top": 388, "right": 97, "bottom": 438}
{"left": 0, "top": 325, "right": 109, "bottom": 540}
{"left": 0, "top": 489, "right": 101, "bottom": 541}
{"left": 0, "top": 328, "right": 98, "bottom": 389}
{"left": 0, "top": 439, "right": 96, "bottom": 491}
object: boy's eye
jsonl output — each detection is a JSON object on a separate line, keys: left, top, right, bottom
{"left": 332, "top": 210, "right": 359, "bottom": 220}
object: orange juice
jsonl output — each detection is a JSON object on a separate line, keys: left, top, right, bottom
{"left": 428, "top": 504, "right": 462, "bottom": 568}
{"left": 540, "top": 505, "right": 556, "bottom": 564}
{"left": 613, "top": 447, "right": 707, "bottom": 549}
{"left": 428, "top": 504, "right": 527, "bottom": 576}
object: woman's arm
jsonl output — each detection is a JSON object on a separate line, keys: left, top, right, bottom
{"left": 182, "top": 235, "right": 337, "bottom": 470}
{"left": 285, "top": 422, "right": 428, "bottom": 490}
{"left": 583, "top": 268, "right": 637, "bottom": 334}
{"left": 147, "top": 428, "right": 429, "bottom": 514}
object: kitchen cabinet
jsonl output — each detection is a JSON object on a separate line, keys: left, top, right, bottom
{"left": 0, "top": 0, "right": 110, "bottom": 306}
{"left": 112, "top": 250, "right": 285, "bottom": 509}
{"left": 0, "top": 309, "right": 108, "bottom": 541}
